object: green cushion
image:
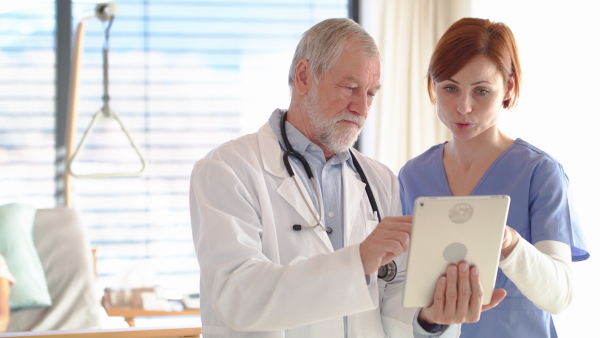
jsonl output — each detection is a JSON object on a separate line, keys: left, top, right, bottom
{"left": 0, "top": 203, "right": 52, "bottom": 310}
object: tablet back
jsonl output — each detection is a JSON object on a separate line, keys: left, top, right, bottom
{"left": 402, "top": 195, "right": 510, "bottom": 308}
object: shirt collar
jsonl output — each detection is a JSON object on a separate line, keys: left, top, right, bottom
{"left": 268, "top": 108, "right": 353, "bottom": 167}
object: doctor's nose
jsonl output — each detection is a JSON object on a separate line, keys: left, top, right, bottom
{"left": 349, "top": 93, "right": 371, "bottom": 117}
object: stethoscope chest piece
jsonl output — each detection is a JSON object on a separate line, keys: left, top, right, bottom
{"left": 377, "top": 261, "right": 397, "bottom": 282}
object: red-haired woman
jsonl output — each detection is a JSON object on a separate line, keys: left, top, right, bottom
{"left": 398, "top": 18, "right": 589, "bottom": 338}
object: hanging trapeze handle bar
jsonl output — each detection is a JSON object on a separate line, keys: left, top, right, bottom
{"left": 66, "top": 2, "right": 147, "bottom": 179}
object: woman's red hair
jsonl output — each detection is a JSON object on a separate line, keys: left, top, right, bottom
{"left": 427, "top": 18, "right": 522, "bottom": 109}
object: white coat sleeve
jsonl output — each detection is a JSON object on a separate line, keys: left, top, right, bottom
{"left": 190, "top": 157, "right": 378, "bottom": 332}
{"left": 499, "top": 237, "right": 573, "bottom": 314}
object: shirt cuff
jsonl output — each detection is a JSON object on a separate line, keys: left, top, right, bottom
{"left": 413, "top": 311, "right": 449, "bottom": 336}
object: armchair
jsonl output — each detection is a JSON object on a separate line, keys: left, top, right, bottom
{"left": 8, "top": 207, "right": 101, "bottom": 332}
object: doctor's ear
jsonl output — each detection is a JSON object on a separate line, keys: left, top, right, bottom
{"left": 294, "top": 59, "right": 312, "bottom": 96}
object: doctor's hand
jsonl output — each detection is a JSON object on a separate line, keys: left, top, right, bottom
{"left": 417, "top": 261, "right": 507, "bottom": 326}
{"left": 359, "top": 215, "right": 412, "bottom": 275}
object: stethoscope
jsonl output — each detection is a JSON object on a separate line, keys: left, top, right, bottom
{"left": 280, "top": 111, "right": 397, "bottom": 281}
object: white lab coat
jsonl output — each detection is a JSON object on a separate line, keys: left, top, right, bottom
{"left": 190, "top": 122, "right": 457, "bottom": 337}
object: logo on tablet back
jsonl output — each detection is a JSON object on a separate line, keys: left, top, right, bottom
{"left": 448, "top": 203, "right": 473, "bottom": 223}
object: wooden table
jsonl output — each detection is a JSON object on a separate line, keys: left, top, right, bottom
{"left": 104, "top": 307, "right": 200, "bottom": 327}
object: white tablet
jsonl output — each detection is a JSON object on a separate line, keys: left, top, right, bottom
{"left": 402, "top": 195, "right": 510, "bottom": 308}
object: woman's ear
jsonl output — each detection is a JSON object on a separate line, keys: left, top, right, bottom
{"left": 504, "top": 74, "right": 515, "bottom": 101}
{"left": 294, "top": 59, "right": 311, "bottom": 96}
{"left": 431, "top": 81, "right": 438, "bottom": 105}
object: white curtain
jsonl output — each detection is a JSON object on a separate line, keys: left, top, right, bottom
{"left": 361, "top": 0, "right": 470, "bottom": 174}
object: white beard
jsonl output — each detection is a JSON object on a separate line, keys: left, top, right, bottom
{"left": 305, "top": 86, "right": 364, "bottom": 154}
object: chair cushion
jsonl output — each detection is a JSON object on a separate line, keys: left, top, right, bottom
{"left": 0, "top": 203, "right": 52, "bottom": 310}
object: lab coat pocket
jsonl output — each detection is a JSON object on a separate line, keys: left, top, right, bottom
{"left": 347, "top": 213, "right": 379, "bottom": 246}
{"left": 366, "top": 219, "right": 378, "bottom": 234}
{"left": 361, "top": 203, "right": 379, "bottom": 233}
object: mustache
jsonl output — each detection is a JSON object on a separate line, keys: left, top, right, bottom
{"left": 334, "top": 113, "right": 365, "bottom": 128}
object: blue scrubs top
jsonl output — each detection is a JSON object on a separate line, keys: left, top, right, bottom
{"left": 398, "top": 138, "right": 589, "bottom": 338}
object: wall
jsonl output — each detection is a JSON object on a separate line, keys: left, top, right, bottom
{"left": 470, "top": 1, "right": 599, "bottom": 336}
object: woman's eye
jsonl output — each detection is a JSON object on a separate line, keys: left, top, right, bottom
{"left": 476, "top": 89, "right": 490, "bottom": 95}
{"left": 443, "top": 86, "right": 457, "bottom": 93}
{"left": 346, "top": 86, "right": 356, "bottom": 91}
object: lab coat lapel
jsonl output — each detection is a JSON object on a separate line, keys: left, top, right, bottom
{"left": 343, "top": 161, "right": 367, "bottom": 246}
{"left": 258, "top": 123, "right": 334, "bottom": 251}
{"left": 276, "top": 176, "right": 317, "bottom": 227}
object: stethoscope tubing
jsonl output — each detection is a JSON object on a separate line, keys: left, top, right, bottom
{"left": 280, "top": 111, "right": 381, "bottom": 224}
{"left": 281, "top": 112, "right": 326, "bottom": 231}
{"left": 349, "top": 151, "right": 381, "bottom": 223}
{"left": 280, "top": 111, "right": 393, "bottom": 280}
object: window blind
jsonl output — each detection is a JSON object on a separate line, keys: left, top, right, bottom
{"left": 0, "top": 3, "right": 56, "bottom": 208}
{"left": 0, "top": 0, "right": 349, "bottom": 295}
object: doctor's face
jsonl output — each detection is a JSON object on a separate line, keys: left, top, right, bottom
{"left": 305, "top": 44, "right": 381, "bottom": 155}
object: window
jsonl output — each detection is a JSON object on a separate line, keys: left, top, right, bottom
{"left": 1, "top": 0, "right": 350, "bottom": 297}
{"left": 0, "top": 2, "right": 56, "bottom": 207}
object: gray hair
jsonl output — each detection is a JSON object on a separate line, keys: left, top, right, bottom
{"left": 288, "top": 18, "right": 380, "bottom": 88}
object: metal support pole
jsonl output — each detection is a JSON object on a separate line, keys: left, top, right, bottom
{"left": 55, "top": 0, "right": 72, "bottom": 206}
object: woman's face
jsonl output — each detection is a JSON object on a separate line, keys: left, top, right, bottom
{"left": 434, "top": 55, "right": 513, "bottom": 141}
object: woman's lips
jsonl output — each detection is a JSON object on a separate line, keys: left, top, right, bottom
{"left": 454, "top": 121, "right": 473, "bottom": 129}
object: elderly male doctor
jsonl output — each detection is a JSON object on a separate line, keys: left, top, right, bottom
{"left": 189, "top": 18, "right": 505, "bottom": 338}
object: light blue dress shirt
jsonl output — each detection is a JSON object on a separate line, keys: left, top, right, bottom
{"left": 268, "top": 109, "right": 352, "bottom": 250}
